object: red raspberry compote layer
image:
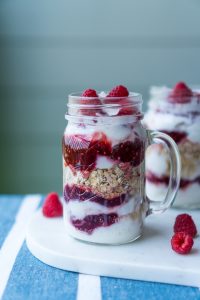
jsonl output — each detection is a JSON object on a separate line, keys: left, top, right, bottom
{"left": 144, "top": 82, "right": 200, "bottom": 208}
{"left": 63, "top": 87, "right": 147, "bottom": 244}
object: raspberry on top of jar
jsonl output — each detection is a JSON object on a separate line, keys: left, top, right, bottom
{"left": 67, "top": 85, "right": 143, "bottom": 118}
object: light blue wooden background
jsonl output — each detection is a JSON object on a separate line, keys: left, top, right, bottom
{"left": 0, "top": 0, "right": 200, "bottom": 193}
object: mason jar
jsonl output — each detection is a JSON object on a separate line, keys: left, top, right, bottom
{"left": 62, "top": 91, "right": 180, "bottom": 244}
{"left": 145, "top": 84, "right": 200, "bottom": 209}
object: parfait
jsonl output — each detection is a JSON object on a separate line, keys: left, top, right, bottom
{"left": 145, "top": 82, "right": 200, "bottom": 208}
{"left": 62, "top": 86, "right": 148, "bottom": 244}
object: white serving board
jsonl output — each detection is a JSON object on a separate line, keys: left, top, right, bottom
{"left": 26, "top": 209, "right": 200, "bottom": 287}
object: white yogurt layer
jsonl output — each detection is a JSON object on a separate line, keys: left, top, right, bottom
{"left": 64, "top": 214, "right": 143, "bottom": 244}
{"left": 64, "top": 119, "right": 135, "bottom": 146}
{"left": 145, "top": 148, "right": 168, "bottom": 177}
{"left": 144, "top": 111, "right": 200, "bottom": 143}
{"left": 187, "top": 121, "right": 200, "bottom": 143}
{"left": 96, "top": 155, "right": 115, "bottom": 169}
{"left": 63, "top": 195, "right": 141, "bottom": 220}
{"left": 146, "top": 180, "right": 200, "bottom": 209}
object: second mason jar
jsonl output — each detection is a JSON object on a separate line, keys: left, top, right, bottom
{"left": 144, "top": 82, "right": 200, "bottom": 209}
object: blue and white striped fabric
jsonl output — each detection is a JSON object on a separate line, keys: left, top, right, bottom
{"left": 0, "top": 195, "right": 200, "bottom": 300}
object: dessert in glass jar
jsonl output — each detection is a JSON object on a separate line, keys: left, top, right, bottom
{"left": 144, "top": 82, "right": 200, "bottom": 209}
{"left": 62, "top": 85, "right": 180, "bottom": 244}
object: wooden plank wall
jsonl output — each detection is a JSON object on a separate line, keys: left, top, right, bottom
{"left": 0, "top": 0, "right": 200, "bottom": 193}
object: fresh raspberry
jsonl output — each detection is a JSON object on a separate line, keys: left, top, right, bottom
{"left": 107, "top": 85, "right": 129, "bottom": 97}
{"left": 169, "top": 82, "right": 192, "bottom": 103}
{"left": 174, "top": 214, "right": 197, "bottom": 237}
{"left": 42, "top": 192, "right": 63, "bottom": 217}
{"left": 117, "top": 107, "right": 137, "bottom": 116}
{"left": 64, "top": 184, "right": 127, "bottom": 207}
{"left": 81, "top": 89, "right": 98, "bottom": 97}
{"left": 172, "top": 82, "right": 192, "bottom": 97}
{"left": 171, "top": 232, "right": 194, "bottom": 254}
{"left": 80, "top": 89, "right": 102, "bottom": 116}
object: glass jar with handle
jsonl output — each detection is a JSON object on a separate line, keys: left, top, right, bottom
{"left": 62, "top": 90, "right": 181, "bottom": 244}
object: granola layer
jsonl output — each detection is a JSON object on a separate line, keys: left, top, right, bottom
{"left": 146, "top": 140, "right": 200, "bottom": 179}
{"left": 64, "top": 163, "right": 142, "bottom": 199}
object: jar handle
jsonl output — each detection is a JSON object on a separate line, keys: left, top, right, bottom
{"left": 146, "top": 130, "right": 181, "bottom": 215}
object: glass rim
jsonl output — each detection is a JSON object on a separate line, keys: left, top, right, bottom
{"left": 68, "top": 91, "right": 142, "bottom": 102}
{"left": 66, "top": 91, "right": 143, "bottom": 120}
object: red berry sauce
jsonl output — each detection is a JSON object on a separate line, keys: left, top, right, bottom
{"left": 63, "top": 132, "right": 144, "bottom": 172}
{"left": 71, "top": 213, "right": 118, "bottom": 234}
{"left": 62, "top": 135, "right": 96, "bottom": 171}
{"left": 146, "top": 171, "right": 200, "bottom": 189}
{"left": 64, "top": 184, "right": 129, "bottom": 207}
{"left": 111, "top": 139, "right": 144, "bottom": 166}
{"left": 161, "top": 130, "right": 187, "bottom": 144}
